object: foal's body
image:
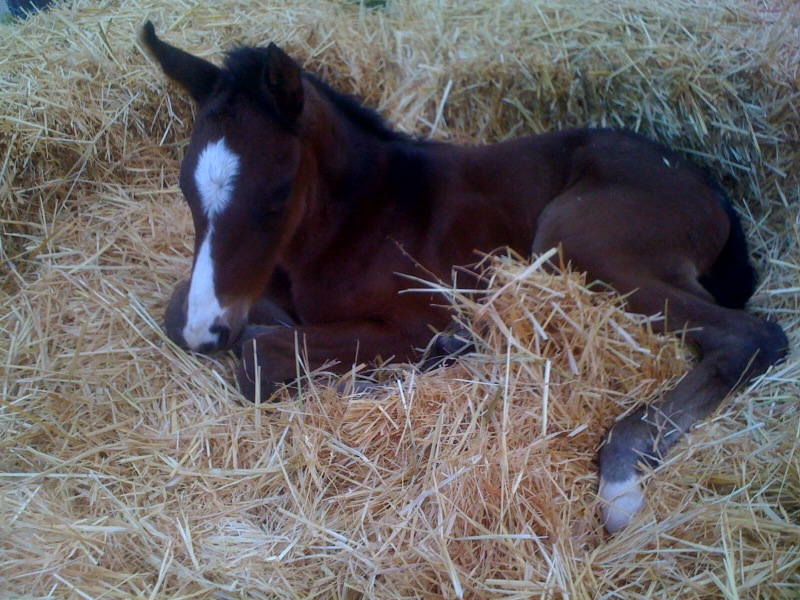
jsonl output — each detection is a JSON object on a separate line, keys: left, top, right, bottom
{"left": 144, "top": 23, "right": 787, "bottom": 533}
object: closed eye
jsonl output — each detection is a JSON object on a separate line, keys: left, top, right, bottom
{"left": 259, "top": 180, "right": 293, "bottom": 220}
{"left": 272, "top": 180, "right": 292, "bottom": 204}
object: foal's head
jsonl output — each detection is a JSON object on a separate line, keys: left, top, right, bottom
{"left": 143, "top": 23, "right": 308, "bottom": 352}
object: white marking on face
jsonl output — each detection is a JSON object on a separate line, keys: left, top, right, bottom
{"left": 599, "top": 475, "right": 644, "bottom": 534}
{"left": 182, "top": 138, "right": 240, "bottom": 350}
{"left": 183, "top": 230, "right": 225, "bottom": 350}
{"left": 194, "top": 138, "right": 240, "bottom": 219}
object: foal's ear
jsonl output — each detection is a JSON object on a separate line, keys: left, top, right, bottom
{"left": 262, "top": 43, "right": 304, "bottom": 125}
{"left": 141, "top": 21, "right": 221, "bottom": 104}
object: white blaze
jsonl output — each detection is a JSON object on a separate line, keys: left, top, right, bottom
{"left": 194, "top": 138, "right": 240, "bottom": 219}
{"left": 183, "top": 231, "right": 225, "bottom": 349}
{"left": 182, "top": 138, "right": 241, "bottom": 350}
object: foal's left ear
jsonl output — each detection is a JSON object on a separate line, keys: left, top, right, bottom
{"left": 141, "top": 21, "right": 221, "bottom": 104}
{"left": 262, "top": 43, "right": 304, "bottom": 125}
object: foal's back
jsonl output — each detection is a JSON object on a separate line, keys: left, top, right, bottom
{"left": 432, "top": 128, "right": 728, "bottom": 276}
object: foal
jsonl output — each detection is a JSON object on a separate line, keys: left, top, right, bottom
{"left": 142, "top": 23, "right": 788, "bottom": 533}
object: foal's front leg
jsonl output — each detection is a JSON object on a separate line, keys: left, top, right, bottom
{"left": 234, "top": 321, "right": 425, "bottom": 400}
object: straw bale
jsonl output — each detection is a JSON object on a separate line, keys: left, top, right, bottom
{"left": 1, "top": 0, "right": 798, "bottom": 597}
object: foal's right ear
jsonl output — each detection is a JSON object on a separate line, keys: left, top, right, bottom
{"left": 262, "top": 43, "right": 304, "bottom": 125}
{"left": 141, "top": 21, "right": 222, "bottom": 104}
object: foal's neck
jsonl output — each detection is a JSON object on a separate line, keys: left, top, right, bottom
{"left": 301, "top": 80, "right": 426, "bottom": 207}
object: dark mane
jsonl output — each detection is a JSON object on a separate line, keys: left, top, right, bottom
{"left": 223, "top": 46, "right": 413, "bottom": 143}
{"left": 304, "top": 74, "right": 412, "bottom": 143}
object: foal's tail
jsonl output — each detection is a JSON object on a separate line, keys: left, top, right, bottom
{"left": 698, "top": 187, "right": 757, "bottom": 310}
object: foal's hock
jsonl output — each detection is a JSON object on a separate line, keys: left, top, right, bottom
{"left": 142, "top": 22, "right": 788, "bottom": 533}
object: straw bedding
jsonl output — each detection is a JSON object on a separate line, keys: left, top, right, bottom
{"left": 1, "top": 0, "right": 799, "bottom": 597}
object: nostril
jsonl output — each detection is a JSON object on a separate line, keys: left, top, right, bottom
{"left": 210, "top": 323, "right": 231, "bottom": 349}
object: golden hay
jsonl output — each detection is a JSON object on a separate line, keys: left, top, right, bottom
{"left": 1, "top": 0, "right": 799, "bottom": 597}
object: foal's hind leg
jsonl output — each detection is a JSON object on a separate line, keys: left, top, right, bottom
{"left": 531, "top": 182, "right": 787, "bottom": 532}
{"left": 598, "top": 280, "right": 787, "bottom": 532}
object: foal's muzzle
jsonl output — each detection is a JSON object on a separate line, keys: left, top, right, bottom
{"left": 164, "top": 279, "right": 250, "bottom": 354}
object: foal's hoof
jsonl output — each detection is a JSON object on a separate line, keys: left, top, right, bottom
{"left": 598, "top": 475, "right": 644, "bottom": 533}
{"left": 235, "top": 349, "right": 281, "bottom": 401}
{"left": 164, "top": 279, "right": 190, "bottom": 348}
{"left": 420, "top": 326, "right": 475, "bottom": 370}
{"left": 435, "top": 326, "right": 475, "bottom": 356}
{"left": 234, "top": 332, "right": 296, "bottom": 401}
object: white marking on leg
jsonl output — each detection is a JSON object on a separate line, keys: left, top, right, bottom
{"left": 599, "top": 475, "right": 644, "bottom": 534}
{"left": 183, "top": 230, "right": 225, "bottom": 350}
{"left": 194, "top": 138, "right": 240, "bottom": 219}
